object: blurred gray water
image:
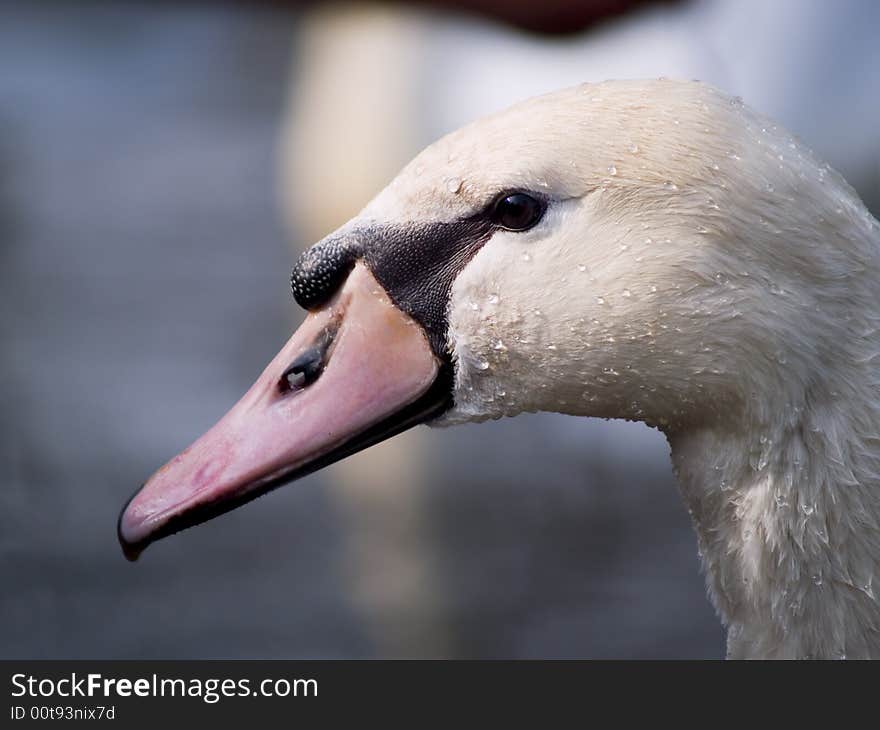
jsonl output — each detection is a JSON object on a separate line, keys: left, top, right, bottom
{"left": 0, "top": 2, "right": 727, "bottom": 658}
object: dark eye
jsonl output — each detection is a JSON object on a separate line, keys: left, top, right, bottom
{"left": 489, "top": 192, "right": 546, "bottom": 231}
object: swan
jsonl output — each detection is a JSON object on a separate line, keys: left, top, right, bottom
{"left": 120, "top": 79, "right": 880, "bottom": 659}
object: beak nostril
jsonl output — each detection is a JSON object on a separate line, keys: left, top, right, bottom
{"left": 280, "top": 347, "right": 324, "bottom": 393}
{"left": 278, "top": 324, "right": 338, "bottom": 394}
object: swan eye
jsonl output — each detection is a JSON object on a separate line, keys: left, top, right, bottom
{"left": 489, "top": 192, "right": 545, "bottom": 231}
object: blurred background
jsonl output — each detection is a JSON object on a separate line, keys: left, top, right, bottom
{"left": 1, "top": 0, "right": 878, "bottom": 659}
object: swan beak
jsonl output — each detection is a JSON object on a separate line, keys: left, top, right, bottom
{"left": 118, "top": 263, "right": 445, "bottom": 560}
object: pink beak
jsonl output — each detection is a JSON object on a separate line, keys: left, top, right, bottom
{"left": 118, "top": 264, "right": 446, "bottom": 560}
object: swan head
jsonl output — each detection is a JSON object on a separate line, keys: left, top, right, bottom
{"left": 365, "top": 78, "right": 872, "bottom": 430}
{"left": 119, "top": 79, "right": 876, "bottom": 557}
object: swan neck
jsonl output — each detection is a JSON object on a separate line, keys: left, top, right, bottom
{"left": 667, "top": 385, "right": 880, "bottom": 658}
